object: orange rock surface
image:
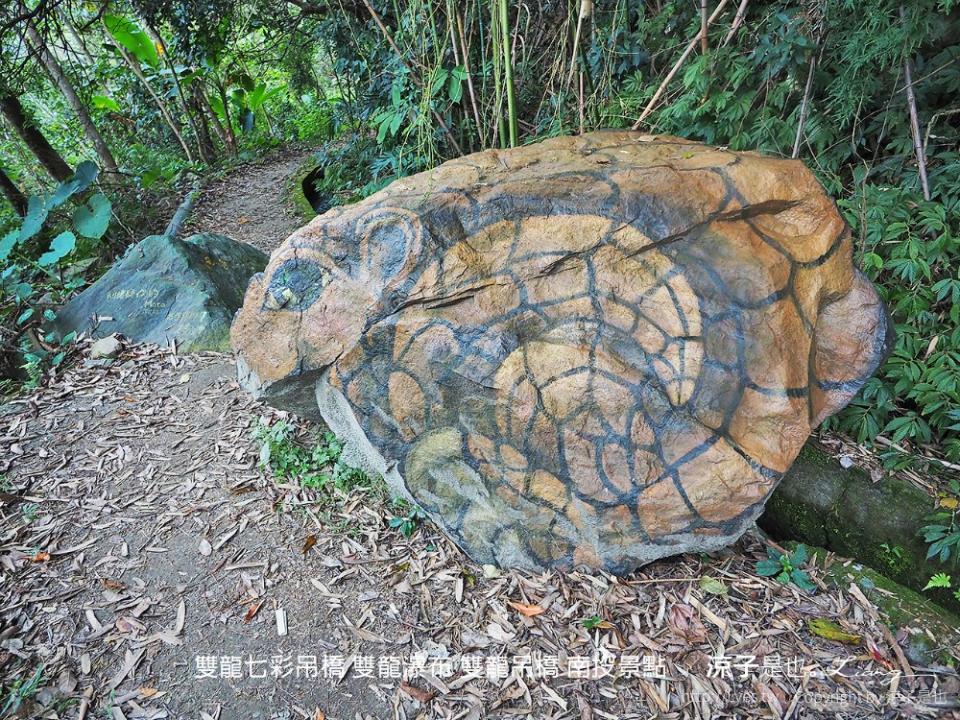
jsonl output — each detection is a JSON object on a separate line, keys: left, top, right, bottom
{"left": 233, "top": 132, "right": 891, "bottom": 572}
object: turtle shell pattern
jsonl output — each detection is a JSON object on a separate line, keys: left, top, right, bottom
{"left": 232, "top": 132, "right": 890, "bottom": 572}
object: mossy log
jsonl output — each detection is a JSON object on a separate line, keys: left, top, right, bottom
{"left": 762, "top": 442, "right": 958, "bottom": 614}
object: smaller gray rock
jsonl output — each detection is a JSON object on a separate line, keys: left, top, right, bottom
{"left": 88, "top": 334, "right": 122, "bottom": 359}
{"left": 53, "top": 233, "right": 267, "bottom": 353}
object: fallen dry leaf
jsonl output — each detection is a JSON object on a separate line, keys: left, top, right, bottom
{"left": 400, "top": 681, "right": 435, "bottom": 703}
{"left": 667, "top": 603, "right": 707, "bottom": 643}
{"left": 508, "top": 601, "right": 545, "bottom": 617}
{"left": 244, "top": 600, "right": 264, "bottom": 623}
{"left": 302, "top": 534, "right": 317, "bottom": 555}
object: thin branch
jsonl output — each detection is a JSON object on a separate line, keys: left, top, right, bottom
{"left": 792, "top": 51, "right": 817, "bottom": 159}
{"left": 900, "top": 8, "right": 930, "bottom": 200}
{"left": 722, "top": 0, "right": 749, "bottom": 46}
{"left": 631, "top": 0, "right": 731, "bottom": 130}
{"left": 358, "top": 0, "right": 463, "bottom": 155}
{"left": 923, "top": 107, "right": 960, "bottom": 156}
{"left": 565, "top": 0, "right": 592, "bottom": 90}
{"left": 0, "top": 0, "right": 58, "bottom": 34}
{"left": 455, "top": 8, "right": 484, "bottom": 149}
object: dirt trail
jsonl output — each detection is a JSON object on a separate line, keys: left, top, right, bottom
{"left": 184, "top": 146, "right": 315, "bottom": 254}
{"left": 0, "top": 151, "right": 957, "bottom": 720}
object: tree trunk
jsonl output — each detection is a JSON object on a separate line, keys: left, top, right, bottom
{"left": 0, "top": 94, "right": 73, "bottom": 182}
{"left": 58, "top": 8, "right": 96, "bottom": 65}
{"left": 197, "top": 85, "right": 234, "bottom": 155}
{"left": 0, "top": 165, "right": 28, "bottom": 216}
{"left": 23, "top": 20, "right": 119, "bottom": 176}
{"left": 108, "top": 28, "right": 195, "bottom": 163}
{"left": 189, "top": 91, "right": 217, "bottom": 163}
{"left": 216, "top": 80, "right": 239, "bottom": 154}
{"left": 144, "top": 22, "right": 207, "bottom": 163}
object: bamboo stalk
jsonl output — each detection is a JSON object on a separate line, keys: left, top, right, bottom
{"left": 578, "top": 70, "right": 585, "bottom": 135}
{"left": 792, "top": 52, "right": 817, "bottom": 158}
{"left": 499, "top": 0, "right": 518, "bottom": 147}
{"left": 359, "top": 0, "right": 463, "bottom": 155}
{"left": 900, "top": 5, "right": 930, "bottom": 201}
{"left": 146, "top": 22, "right": 209, "bottom": 161}
{"left": 490, "top": 0, "right": 507, "bottom": 148}
{"left": 902, "top": 54, "right": 931, "bottom": 201}
{"left": 631, "top": 0, "right": 731, "bottom": 130}
{"left": 565, "top": 0, "right": 593, "bottom": 91}
{"left": 197, "top": 85, "right": 234, "bottom": 155}
{"left": 455, "top": 9, "right": 485, "bottom": 149}
{"left": 24, "top": 17, "right": 119, "bottom": 175}
{"left": 700, "top": 0, "right": 708, "bottom": 53}
{"left": 722, "top": 0, "right": 749, "bottom": 46}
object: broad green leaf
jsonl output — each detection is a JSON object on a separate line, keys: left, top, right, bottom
{"left": 208, "top": 93, "right": 226, "bottom": 120}
{"left": 12, "top": 282, "right": 33, "bottom": 301}
{"left": 104, "top": 14, "right": 159, "bottom": 68}
{"left": 47, "top": 161, "right": 99, "bottom": 209}
{"left": 37, "top": 231, "right": 77, "bottom": 267}
{"left": 18, "top": 195, "right": 48, "bottom": 242}
{"left": 16, "top": 307, "right": 34, "bottom": 325}
{"left": 448, "top": 72, "right": 463, "bottom": 103}
{"left": 73, "top": 193, "right": 112, "bottom": 239}
{"left": 72, "top": 161, "right": 99, "bottom": 192}
{"left": 249, "top": 82, "right": 268, "bottom": 110}
{"left": 92, "top": 95, "right": 121, "bottom": 112}
{"left": 0, "top": 230, "right": 16, "bottom": 261}
{"left": 790, "top": 544, "right": 808, "bottom": 566}
{"left": 755, "top": 558, "right": 782, "bottom": 576}
{"left": 140, "top": 168, "right": 160, "bottom": 189}
{"left": 790, "top": 569, "right": 817, "bottom": 592}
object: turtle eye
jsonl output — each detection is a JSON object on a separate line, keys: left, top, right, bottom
{"left": 262, "top": 258, "right": 329, "bottom": 312}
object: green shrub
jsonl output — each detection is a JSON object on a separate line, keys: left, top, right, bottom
{"left": 1, "top": 162, "right": 112, "bottom": 387}
{"left": 253, "top": 418, "right": 370, "bottom": 493}
{"left": 830, "top": 181, "right": 960, "bottom": 461}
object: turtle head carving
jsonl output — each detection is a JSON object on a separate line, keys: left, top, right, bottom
{"left": 233, "top": 206, "right": 425, "bottom": 384}
{"left": 232, "top": 132, "right": 891, "bottom": 573}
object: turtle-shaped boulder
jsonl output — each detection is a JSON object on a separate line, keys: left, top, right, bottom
{"left": 232, "top": 132, "right": 891, "bottom": 572}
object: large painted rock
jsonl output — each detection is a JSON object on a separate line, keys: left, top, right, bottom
{"left": 54, "top": 233, "right": 267, "bottom": 353}
{"left": 232, "top": 132, "right": 892, "bottom": 572}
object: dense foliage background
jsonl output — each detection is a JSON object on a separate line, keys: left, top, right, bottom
{"left": 1, "top": 0, "right": 958, "bottom": 468}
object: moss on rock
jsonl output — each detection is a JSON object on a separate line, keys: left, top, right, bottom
{"left": 792, "top": 542, "right": 960, "bottom": 665}
{"left": 761, "top": 442, "right": 958, "bottom": 614}
{"left": 287, "top": 155, "right": 322, "bottom": 222}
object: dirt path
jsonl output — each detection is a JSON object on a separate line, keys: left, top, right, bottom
{"left": 184, "top": 146, "right": 315, "bottom": 254}
{"left": 1, "top": 344, "right": 958, "bottom": 719}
